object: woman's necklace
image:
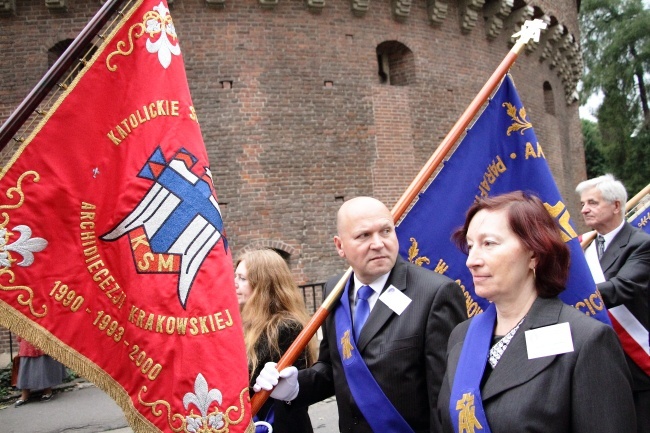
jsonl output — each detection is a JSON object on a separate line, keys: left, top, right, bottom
{"left": 489, "top": 316, "right": 526, "bottom": 368}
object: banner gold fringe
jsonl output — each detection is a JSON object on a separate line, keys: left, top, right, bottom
{"left": 1, "top": 299, "right": 156, "bottom": 431}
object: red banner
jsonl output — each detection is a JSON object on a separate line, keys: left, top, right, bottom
{"left": 0, "top": 1, "right": 252, "bottom": 431}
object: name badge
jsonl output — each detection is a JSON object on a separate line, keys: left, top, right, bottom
{"left": 378, "top": 285, "right": 411, "bottom": 315}
{"left": 525, "top": 322, "right": 574, "bottom": 359}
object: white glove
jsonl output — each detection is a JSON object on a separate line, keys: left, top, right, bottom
{"left": 253, "top": 362, "right": 299, "bottom": 401}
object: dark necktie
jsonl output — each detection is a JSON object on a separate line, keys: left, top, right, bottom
{"left": 597, "top": 235, "right": 605, "bottom": 260}
{"left": 353, "top": 285, "right": 373, "bottom": 341}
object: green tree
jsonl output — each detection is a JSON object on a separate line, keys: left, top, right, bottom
{"left": 581, "top": 119, "right": 607, "bottom": 179}
{"left": 624, "top": 128, "right": 650, "bottom": 193}
{"left": 580, "top": 0, "right": 650, "bottom": 194}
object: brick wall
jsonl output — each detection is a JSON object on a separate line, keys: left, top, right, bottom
{"left": 0, "top": 328, "right": 18, "bottom": 367}
{"left": 0, "top": 0, "right": 586, "bottom": 356}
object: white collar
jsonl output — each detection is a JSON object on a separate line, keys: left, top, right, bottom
{"left": 598, "top": 220, "right": 625, "bottom": 251}
{"left": 353, "top": 272, "right": 390, "bottom": 298}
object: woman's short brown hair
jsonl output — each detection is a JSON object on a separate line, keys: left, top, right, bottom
{"left": 452, "top": 191, "right": 570, "bottom": 298}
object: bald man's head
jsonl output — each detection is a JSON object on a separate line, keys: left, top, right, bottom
{"left": 334, "top": 197, "right": 399, "bottom": 284}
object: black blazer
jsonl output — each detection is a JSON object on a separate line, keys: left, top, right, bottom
{"left": 438, "top": 297, "right": 636, "bottom": 433}
{"left": 250, "top": 321, "right": 313, "bottom": 433}
{"left": 598, "top": 222, "right": 650, "bottom": 390}
{"left": 294, "top": 257, "right": 467, "bottom": 433}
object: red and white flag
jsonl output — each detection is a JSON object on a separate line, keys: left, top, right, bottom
{"left": 585, "top": 243, "right": 650, "bottom": 375}
{"left": 0, "top": 1, "right": 253, "bottom": 431}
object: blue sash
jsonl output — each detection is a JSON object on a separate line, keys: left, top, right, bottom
{"left": 253, "top": 404, "right": 275, "bottom": 433}
{"left": 334, "top": 278, "right": 414, "bottom": 433}
{"left": 449, "top": 304, "right": 495, "bottom": 433}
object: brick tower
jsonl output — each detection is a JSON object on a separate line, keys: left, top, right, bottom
{"left": 0, "top": 0, "right": 586, "bottom": 360}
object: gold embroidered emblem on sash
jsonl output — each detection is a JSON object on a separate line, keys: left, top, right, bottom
{"left": 341, "top": 330, "right": 354, "bottom": 359}
{"left": 456, "top": 392, "right": 483, "bottom": 433}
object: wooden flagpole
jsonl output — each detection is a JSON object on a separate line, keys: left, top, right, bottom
{"left": 0, "top": 0, "right": 129, "bottom": 151}
{"left": 627, "top": 183, "right": 650, "bottom": 216}
{"left": 580, "top": 182, "right": 650, "bottom": 249}
{"left": 251, "top": 19, "right": 549, "bottom": 415}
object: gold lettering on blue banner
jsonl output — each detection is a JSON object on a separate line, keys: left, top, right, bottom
{"left": 524, "top": 142, "right": 545, "bottom": 159}
{"left": 434, "top": 259, "right": 449, "bottom": 274}
{"left": 574, "top": 289, "right": 606, "bottom": 317}
{"left": 455, "top": 279, "right": 484, "bottom": 318}
{"left": 475, "top": 155, "right": 507, "bottom": 199}
{"left": 635, "top": 210, "right": 649, "bottom": 229}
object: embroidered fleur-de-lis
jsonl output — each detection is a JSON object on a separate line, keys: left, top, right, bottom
{"left": 0, "top": 225, "right": 48, "bottom": 268}
{"left": 183, "top": 373, "right": 222, "bottom": 417}
{"left": 503, "top": 102, "right": 532, "bottom": 136}
{"left": 144, "top": 2, "right": 180, "bottom": 69}
{"left": 407, "top": 237, "right": 431, "bottom": 266}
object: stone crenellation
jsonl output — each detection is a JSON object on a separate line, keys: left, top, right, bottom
{"left": 0, "top": 0, "right": 583, "bottom": 104}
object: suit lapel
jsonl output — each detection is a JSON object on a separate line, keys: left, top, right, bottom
{"left": 356, "top": 258, "right": 407, "bottom": 351}
{"left": 600, "top": 223, "right": 631, "bottom": 274}
{"left": 481, "top": 297, "right": 563, "bottom": 401}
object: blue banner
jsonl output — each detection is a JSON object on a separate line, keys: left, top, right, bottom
{"left": 628, "top": 199, "right": 650, "bottom": 234}
{"left": 396, "top": 75, "right": 610, "bottom": 324}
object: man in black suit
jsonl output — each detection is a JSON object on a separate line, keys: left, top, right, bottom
{"left": 254, "top": 196, "right": 467, "bottom": 433}
{"left": 577, "top": 174, "right": 650, "bottom": 433}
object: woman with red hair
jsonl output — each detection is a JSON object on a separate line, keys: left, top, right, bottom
{"left": 438, "top": 191, "right": 635, "bottom": 432}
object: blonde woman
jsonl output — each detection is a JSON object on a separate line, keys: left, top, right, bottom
{"left": 235, "top": 249, "right": 316, "bottom": 433}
